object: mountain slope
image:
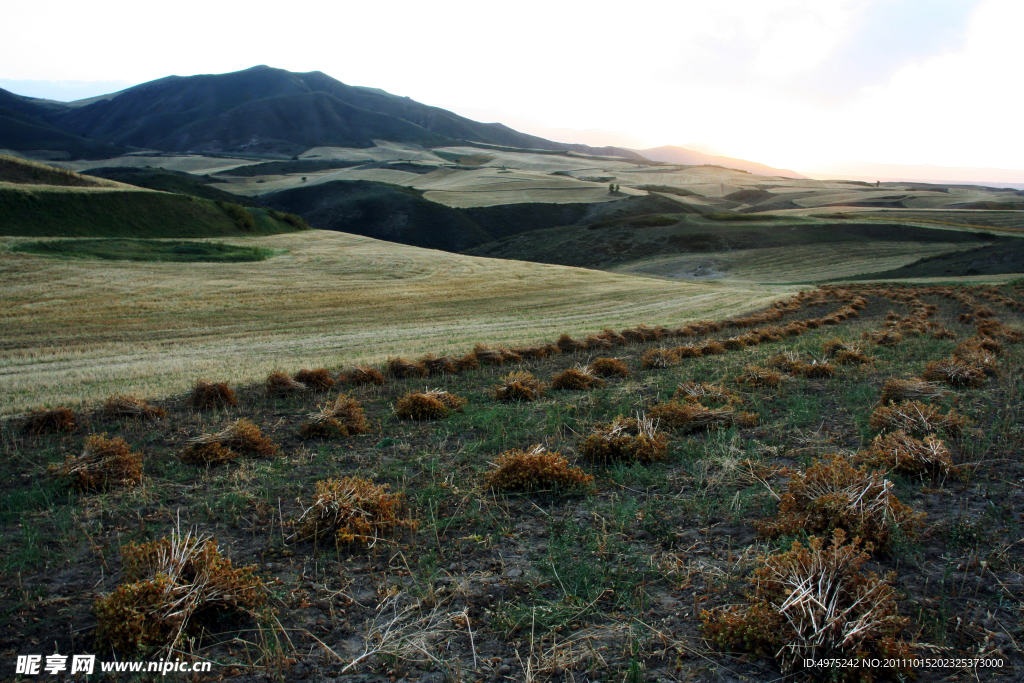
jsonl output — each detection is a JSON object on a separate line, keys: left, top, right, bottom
{"left": 636, "top": 145, "right": 804, "bottom": 179}
{"left": 0, "top": 88, "right": 125, "bottom": 159}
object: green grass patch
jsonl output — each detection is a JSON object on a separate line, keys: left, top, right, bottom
{"left": 13, "top": 238, "right": 276, "bottom": 263}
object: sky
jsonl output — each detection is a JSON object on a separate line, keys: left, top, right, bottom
{"left": 2, "top": 0, "right": 1021, "bottom": 173}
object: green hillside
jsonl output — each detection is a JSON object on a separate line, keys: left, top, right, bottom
{"left": 84, "top": 167, "right": 266, "bottom": 206}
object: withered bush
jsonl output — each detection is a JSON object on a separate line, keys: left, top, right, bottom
{"left": 22, "top": 407, "right": 76, "bottom": 435}
{"left": 49, "top": 434, "right": 143, "bottom": 491}
{"left": 293, "top": 477, "right": 415, "bottom": 546}
{"left": 858, "top": 431, "right": 954, "bottom": 476}
{"left": 640, "top": 347, "right": 679, "bottom": 369}
{"left": 878, "top": 378, "right": 948, "bottom": 405}
{"left": 103, "top": 395, "right": 166, "bottom": 419}
{"left": 181, "top": 418, "right": 278, "bottom": 464}
{"left": 484, "top": 446, "right": 593, "bottom": 493}
{"left": 386, "top": 357, "right": 428, "bottom": 378}
{"left": 870, "top": 400, "right": 966, "bottom": 436}
{"left": 420, "top": 354, "right": 459, "bottom": 375}
{"left": 735, "top": 365, "right": 784, "bottom": 388}
{"left": 394, "top": 389, "right": 466, "bottom": 420}
{"left": 590, "top": 357, "right": 629, "bottom": 378}
{"left": 578, "top": 415, "right": 668, "bottom": 464}
{"left": 556, "top": 333, "right": 588, "bottom": 353}
{"left": 648, "top": 401, "right": 757, "bottom": 433}
{"left": 550, "top": 365, "right": 606, "bottom": 391}
{"left": 492, "top": 371, "right": 545, "bottom": 402}
{"left": 922, "top": 357, "right": 987, "bottom": 388}
{"left": 300, "top": 394, "right": 370, "bottom": 439}
{"left": 702, "top": 530, "right": 912, "bottom": 680}
{"left": 266, "top": 370, "right": 306, "bottom": 397}
{"left": 756, "top": 454, "right": 921, "bottom": 549}
{"left": 338, "top": 366, "right": 386, "bottom": 386}
{"left": 187, "top": 379, "right": 237, "bottom": 410}
{"left": 94, "top": 529, "right": 264, "bottom": 656}
{"left": 700, "top": 340, "right": 726, "bottom": 356}
{"left": 294, "top": 368, "right": 335, "bottom": 391}
{"left": 673, "top": 382, "right": 743, "bottom": 407}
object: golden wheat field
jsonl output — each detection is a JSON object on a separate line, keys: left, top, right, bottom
{"left": 0, "top": 231, "right": 795, "bottom": 414}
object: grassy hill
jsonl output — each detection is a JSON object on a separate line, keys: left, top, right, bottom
{"left": 83, "top": 166, "right": 266, "bottom": 207}
{"left": 0, "top": 89, "right": 125, "bottom": 160}
{"left": 844, "top": 237, "right": 1024, "bottom": 280}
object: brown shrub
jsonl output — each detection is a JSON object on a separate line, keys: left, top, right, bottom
{"left": 492, "top": 371, "right": 545, "bottom": 402}
{"left": 869, "top": 400, "right": 966, "bottom": 436}
{"left": 640, "top": 347, "right": 680, "bottom": 369}
{"left": 294, "top": 368, "right": 335, "bottom": 391}
{"left": 386, "top": 357, "right": 428, "bottom": 378}
{"left": 49, "top": 434, "right": 143, "bottom": 491}
{"left": 22, "top": 407, "right": 76, "bottom": 435}
{"left": 103, "top": 395, "right": 166, "bottom": 419}
{"left": 556, "top": 333, "right": 588, "bottom": 353}
{"left": 922, "top": 357, "right": 987, "bottom": 388}
{"left": 94, "top": 529, "right": 264, "bottom": 655}
{"left": 550, "top": 365, "right": 607, "bottom": 391}
{"left": 735, "top": 365, "right": 784, "bottom": 388}
{"left": 188, "top": 379, "right": 237, "bottom": 410}
{"left": 394, "top": 390, "right": 466, "bottom": 420}
{"left": 578, "top": 415, "right": 668, "bottom": 464}
{"left": 293, "top": 477, "right": 415, "bottom": 546}
{"left": 756, "top": 454, "right": 921, "bottom": 549}
{"left": 266, "top": 370, "right": 306, "bottom": 397}
{"left": 338, "top": 366, "right": 386, "bottom": 386}
{"left": 484, "top": 446, "right": 593, "bottom": 493}
{"left": 858, "top": 431, "right": 954, "bottom": 476}
{"left": 878, "top": 378, "right": 948, "bottom": 405}
{"left": 702, "top": 530, "right": 912, "bottom": 680}
{"left": 590, "top": 357, "right": 629, "bottom": 378}
{"left": 648, "top": 402, "right": 757, "bottom": 432}
{"left": 300, "top": 394, "right": 371, "bottom": 439}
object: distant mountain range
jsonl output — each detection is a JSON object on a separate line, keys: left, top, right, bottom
{"left": 0, "top": 66, "right": 648, "bottom": 161}
{"left": 634, "top": 146, "right": 805, "bottom": 179}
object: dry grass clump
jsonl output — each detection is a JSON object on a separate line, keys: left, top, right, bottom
{"left": 870, "top": 400, "right": 966, "bottom": 436}
{"left": 266, "top": 370, "right": 306, "bottom": 397}
{"left": 757, "top": 455, "right": 920, "bottom": 549}
{"left": 49, "top": 434, "right": 143, "bottom": 491}
{"left": 722, "top": 336, "right": 747, "bottom": 350}
{"left": 878, "top": 378, "right": 948, "bottom": 405}
{"left": 790, "top": 359, "right": 835, "bottom": 379}
{"left": 386, "top": 357, "right": 428, "bottom": 378}
{"left": 21, "top": 406, "right": 76, "bottom": 435}
{"left": 922, "top": 357, "right": 987, "bottom": 388}
{"left": 673, "top": 344, "right": 703, "bottom": 358}
{"left": 300, "top": 394, "right": 370, "bottom": 439}
{"left": 181, "top": 418, "right": 279, "bottom": 464}
{"left": 582, "top": 334, "right": 613, "bottom": 350}
{"left": 673, "top": 382, "right": 742, "bottom": 407}
{"left": 556, "top": 333, "right": 588, "bottom": 353}
{"left": 338, "top": 366, "right": 386, "bottom": 386}
{"left": 484, "top": 445, "right": 593, "bottom": 493}
{"left": 700, "top": 340, "right": 726, "bottom": 356}
{"left": 578, "top": 414, "right": 668, "bottom": 464}
{"left": 94, "top": 528, "right": 264, "bottom": 655}
{"left": 187, "top": 379, "right": 237, "bottom": 410}
{"left": 599, "top": 328, "right": 627, "bottom": 345}
{"left": 702, "top": 530, "right": 912, "bottom": 680}
{"left": 294, "top": 368, "right": 335, "bottom": 391}
{"left": 457, "top": 352, "right": 481, "bottom": 370}
{"left": 492, "top": 371, "right": 545, "bottom": 402}
{"left": 784, "top": 321, "right": 807, "bottom": 336}
{"left": 648, "top": 401, "right": 757, "bottom": 433}
{"left": 419, "top": 354, "right": 459, "bottom": 375}
{"left": 976, "top": 320, "right": 1023, "bottom": 343}
{"left": 735, "top": 365, "right": 784, "bottom": 388}
{"left": 550, "top": 364, "right": 606, "bottom": 391}
{"left": 871, "top": 330, "right": 903, "bottom": 346}
{"left": 953, "top": 340, "right": 1000, "bottom": 376}
{"left": 394, "top": 389, "right": 466, "bottom": 420}
{"left": 834, "top": 348, "right": 871, "bottom": 365}
{"left": 821, "top": 338, "right": 855, "bottom": 357}
{"left": 589, "top": 357, "right": 629, "bottom": 378}
{"left": 931, "top": 326, "right": 957, "bottom": 340}
{"left": 473, "top": 343, "right": 521, "bottom": 366}
{"left": 103, "top": 394, "right": 166, "bottom": 419}
{"left": 511, "top": 344, "right": 559, "bottom": 359}
{"left": 858, "top": 431, "right": 955, "bottom": 476}
{"left": 640, "top": 347, "right": 680, "bottom": 369}
{"left": 293, "top": 477, "right": 414, "bottom": 546}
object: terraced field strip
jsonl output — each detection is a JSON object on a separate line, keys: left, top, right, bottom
{"left": 0, "top": 231, "right": 795, "bottom": 414}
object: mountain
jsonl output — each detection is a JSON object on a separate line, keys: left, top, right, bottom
{"left": 804, "top": 161, "right": 1024, "bottom": 190}
{"left": 38, "top": 66, "right": 648, "bottom": 159}
{"left": 635, "top": 145, "right": 805, "bottom": 179}
{"left": 0, "top": 88, "right": 125, "bottom": 159}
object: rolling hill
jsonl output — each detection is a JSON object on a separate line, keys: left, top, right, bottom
{"left": 636, "top": 145, "right": 805, "bottom": 179}
{"left": 0, "top": 88, "right": 125, "bottom": 160}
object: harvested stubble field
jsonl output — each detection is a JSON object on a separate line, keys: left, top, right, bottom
{"left": 0, "top": 231, "right": 793, "bottom": 415}
{"left": 2, "top": 281, "right": 1023, "bottom": 682}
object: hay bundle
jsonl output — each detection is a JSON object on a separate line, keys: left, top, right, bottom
{"left": 822, "top": 338, "right": 855, "bottom": 357}
{"left": 386, "top": 357, "right": 428, "bottom": 378}
{"left": 394, "top": 389, "right": 466, "bottom": 420}
{"left": 599, "top": 328, "right": 628, "bottom": 345}
{"left": 420, "top": 354, "right": 460, "bottom": 376}
{"left": 673, "top": 382, "right": 742, "bottom": 407}
{"left": 701, "top": 340, "right": 726, "bottom": 356}
{"left": 878, "top": 378, "right": 948, "bottom": 405}
{"left": 766, "top": 352, "right": 802, "bottom": 373}
{"left": 869, "top": 400, "right": 966, "bottom": 436}
{"left": 784, "top": 322, "right": 808, "bottom": 336}
{"left": 722, "top": 336, "right": 747, "bottom": 350}
{"left": 583, "top": 334, "right": 613, "bottom": 350}
{"left": 620, "top": 327, "right": 648, "bottom": 344}
{"left": 551, "top": 364, "right": 607, "bottom": 391}
{"left": 871, "top": 330, "right": 903, "bottom": 346}
{"left": 294, "top": 368, "right": 335, "bottom": 391}
{"left": 556, "top": 333, "right": 588, "bottom": 353}
{"left": 754, "top": 326, "right": 785, "bottom": 342}
{"left": 640, "top": 347, "right": 680, "bottom": 369}
{"left": 103, "top": 395, "right": 166, "bottom": 420}
{"left": 738, "top": 333, "right": 762, "bottom": 346}
{"left": 473, "top": 344, "right": 521, "bottom": 366}
{"left": 292, "top": 477, "right": 414, "bottom": 545}
{"left": 648, "top": 401, "right": 757, "bottom": 432}
{"left": 492, "top": 371, "right": 545, "bottom": 402}
{"left": 22, "top": 407, "right": 76, "bottom": 435}
{"left": 49, "top": 434, "right": 143, "bottom": 491}
{"left": 484, "top": 445, "right": 593, "bottom": 493}
{"left": 672, "top": 325, "right": 698, "bottom": 338}
{"left": 266, "top": 371, "right": 306, "bottom": 398}
{"left": 858, "top": 431, "right": 954, "bottom": 476}
{"left": 590, "top": 357, "right": 629, "bottom": 378}
{"left": 182, "top": 418, "right": 279, "bottom": 464}
{"left": 791, "top": 360, "right": 835, "bottom": 379}
{"left": 736, "top": 365, "right": 784, "bottom": 388}
{"left": 922, "top": 357, "right": 987, "bottom": 388}
{"left": 456, "top": 352, "right": 481, "bottom": 370}
{"left": 579, "top": 414, "right": 667, "bottom": 464}
{"left": 804, "top": 318, "right": 822, "bottom": 329}
{"left": 954, "top": 342, "right": 999, "bottom": 376}
{"left": 300, "top": 394, "right": 370, "bottom": 439}
{"left": 834, "top": 348, "right": 871, "bottom": 365}
{"left": 931, "top": 327, "right": 957, "bottom": 340}
{"left": 674, "top": 345, "right": 703, "bottom": 358}
{"left": 338, "top": 366, "right": 386, "bottom": 386}
{"left": 511, "top": 344, "right": 558, "bottom": 359}
{"left": 956, "top": 337, "right": 1002, "bottom": 356}
{"left": 188, "top": 379, "right": 237, "bottom": 410}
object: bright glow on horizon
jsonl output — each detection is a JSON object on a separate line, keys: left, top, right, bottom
{"left": 2, "top": 0, "right": 1021, "bottom": 172}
